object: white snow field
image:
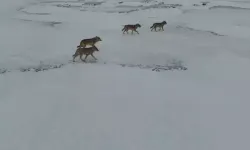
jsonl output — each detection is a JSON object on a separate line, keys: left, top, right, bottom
{"left": 1, "top": 0, "right": 250, "bottom": 150}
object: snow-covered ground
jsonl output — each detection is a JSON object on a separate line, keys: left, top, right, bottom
{"left": 1, "top": 0, "right": 250, "bottom": 150}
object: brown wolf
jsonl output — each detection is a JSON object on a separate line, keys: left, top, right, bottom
{"left": 150, "top": 21, "right": 167, "bottom": 31}
{"left": 72, "top": 45, "right": 99, "bottom": 62}
{"left": 77, "top": 36, "right": 102, "bottom": 48}
{"left": 122, "top": 24, "right": 141, "bottom": 34}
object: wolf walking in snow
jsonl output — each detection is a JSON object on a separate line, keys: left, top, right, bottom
{"left": 72, "top": 45, "right": 99, "bottom": 62}
{"left": 77, "top": 36, "right": 102, "bottom": 48}
{"left": 122, "top": 24, "right": 141, "bottom": 34}
{"left": 150, "top": 21, "right": 167, "bottom": 31}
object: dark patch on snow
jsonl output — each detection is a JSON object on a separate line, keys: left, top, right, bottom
{"left": 230, "top": 1, "right": 250, "bottom": 3}
{"left": 20, "top": 63, "right": 64, "bottom": 72}
{"left": 202, "top": 2, "right": 209, "bottom": 6}
{"left": 16, "top": 7, "right": 26, "bottom": 11}
{"left": 141, "top": 3, "right": 182, "bottom": 10}
{"left": 120, "top": 59, "right": 187, "bottom": 72}
{"left": 193, "top": 2, "right": 209, "bottom": 7}
{"left": 40, "top": 1, "right": 79, "bottom": 4}
{"left": 1, "top": 59, "right": 187, "bottom": 74}
{"left": 0, "top": 63, "right": 65, "bottom": 75}
{"left": 43, "top": 21, "right": 62, "bottom": 27}
{"left": 25, "top": 0, "right": 182, "bottom": 14}
{"left": 208, "top": 31, "right": 224, "bottom": 36}
{"left": 118, "top": 9, "right": 139, "bottom": 14}
{"left": 19, "top": 19, "right": 62, "bottom": 27}
{"left": 141, "top": 0, "right": 155, "bottom": 3}
{"left": 176, "top": 25, "right": 225, "bottom": 36}
{"left": 76, "top": 59, "right": 188, "bottom": 72}
{"left": 0, "top": 69, "right": 8, "bottom": 74}
{"left": 20, "top": 10, "right": 51, "bottom": 15}
{"left": 56, "top": 3, "right": 72, "bottom": 7}
{"left": 116, "top": 3, "right": 182, "bottom": 14}
{"left": 82, "top": 1, "right": 104, "bottom": 6}
{"left": 120, "top": 63, "right": 187, "bottom": 72}
{"left": 55, "top": 1, "right": 104, "bottom": 8}
{"left": 16, "top": 4, "right": 50, "bottom": 15}
{"left": 209, "top": 5, "right": 250, "bottom": 10}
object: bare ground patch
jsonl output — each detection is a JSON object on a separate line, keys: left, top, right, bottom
{"left": 19, "top": 10, "right": 51, "bottom": 15}
{"left": 18, "top": 19, "right": 62, "bottom": 27}
{"left": 0, "top": 59, "right": 188, "bottom": 75}
{"left": 24, "top": 0, "right": 183, "bottom": 14}
{"left": 176, "top": 25, "right": 225, "bottom": 36}
{"left": 209, "top": 5, "right": 250, "bottom": 10}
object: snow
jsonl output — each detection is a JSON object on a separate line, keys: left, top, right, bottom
{"left": 1, "top": 0, "right": 250, "bottom": 150}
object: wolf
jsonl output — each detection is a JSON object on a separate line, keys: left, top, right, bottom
{"left": 150, "top": 21, "right": 167, "bottom": 31}
{"left": 72, "top": 45, "right": 99, "bottom": 62}
{"left": 122, "top": 24, "right": 141, "bottom": 34}
{"left": 77, "top": 36, "right": 102, "bottom": 48}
